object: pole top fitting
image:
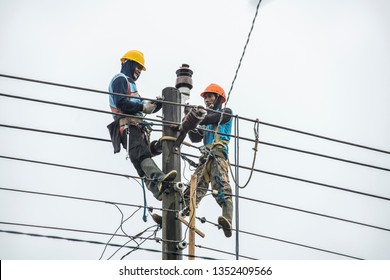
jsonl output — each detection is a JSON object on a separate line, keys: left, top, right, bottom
{"left": 175, "top": 64, "right": 193, "bottom": 90}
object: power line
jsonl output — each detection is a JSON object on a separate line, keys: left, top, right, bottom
{"left": 260, "top": 140, "right": 390, "bottom": 172}
{"left": 198, "top": 218, "right": 363, "bottom": 260}
{"left": 0, "top": 124, "right": 111, "bottom": 143}
{"left": 0, "top": 221, "right": 149, "bottom": 241}
{"left": 1, "top": 221, "right": 256, "bottom": 260}
{"left": 224, "top": 0, "right": 262, "bottom": 105}
{"left": 1, "top": 73, "right": 389, "bottom": 260}
{"left": 0, "top": 155, "right": 138, "bottom": 179}
{"left": 5, "top": 185, "right": 388, "bottom": 241}
{"left": 230, "top": 161, "right": 390, "bottom": 202}
{"left": 0, "top": 187, "right": 173, "bottom": 216}
{"left": 195, "top": 244, "right": 257, "bottom": 260}
{"left": 235, "top": 193, "right": 390, "bottom": 232}
{"left": 0, "top": 183, "right": 261, "bottom": 259}
{"left": 2, "top": 151, "right": 390, "bottom": 203}
{"left": 2, "top": 185, "right": 387, "bottom": 260}
{"left": 180, "top": 152, "right": 390, "bottom": 202}
{"left": 0, "top": 228, "right": 216, "bottom": 260}
{"left": 2, "top": 89, "right": 390, "bottom": 172}
{"left": 3, "top": 89, "right": 390, "bottom": 172}
{"left": 3, "top": 121, "right": 390, "bottom": 173}
{"left": 0, "top": 92, "right": 179, "bottom": 127}
{"left": 256, "top": 120, "right": 390, "bottom": 155}
{"left": 2, "top": 186, "right": 375, "bottom": 260}
{"left": 3, "top": 155, "right": 388, "bottom": 258}
{"left": 2, "top": 73, "right": 390, "bottom": 155}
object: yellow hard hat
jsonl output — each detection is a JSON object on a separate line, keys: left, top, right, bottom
{"left": 120, "top": 50, "right": 146, "bottom": 71}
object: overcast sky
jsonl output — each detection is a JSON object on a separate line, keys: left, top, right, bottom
{"left": 1, "top": 0, "right": 390, "bottom": 260}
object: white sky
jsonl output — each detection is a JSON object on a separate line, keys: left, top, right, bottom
{"left": 0, "top": 0, "right": 390, "bottom": 260}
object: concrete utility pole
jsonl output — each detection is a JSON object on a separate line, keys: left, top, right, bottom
{"left": 161, "top": 64, "right": 193, "bottom": 260}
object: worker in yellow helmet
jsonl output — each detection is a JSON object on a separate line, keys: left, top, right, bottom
{"left": 183, "top": 83, "right": 234, "bottom": 238}
{"left": 107, "top": 50, "right": 177, "bottom": 201}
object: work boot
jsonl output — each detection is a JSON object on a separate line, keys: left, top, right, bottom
{"left": 151, "top": 213, "right": 162, "bottom": 227}
{"left": 157, "top": 170, "right": 177, "bottom": 199}
{"left": 217, "top": 200, "right": 233, "bottom": 238}
{"left": 140, "top": 158, "right": 177, "bottom": 201}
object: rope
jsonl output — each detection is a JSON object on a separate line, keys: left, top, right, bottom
{"left": 230, "top": 119, "right": 260, "bottom": 189}
{"left": 159, "top": 135, "right": 201, "bottom": 150}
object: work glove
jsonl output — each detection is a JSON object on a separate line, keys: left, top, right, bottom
{"left": 184, "top": 104, "right": 192, "bottom": 115}
{"left": 142, "top": 101, "right": 157, "bottom": 114}
{"left": 153, "top": 96, "right": 163, "bottom": 113}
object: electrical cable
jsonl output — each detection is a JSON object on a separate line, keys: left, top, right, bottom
{"left": 4, "top": 183, "right": 389, "bottom": 235}
{"left": 0, "top": 228, "right": 216, "bottom": 260}
{"left": 120, "top": 226, "right": 160, "bottom": 260}
{"left": 2, "top": 122, "right": 389, "bottom": 173}
{"left": 224, "top": 0, "right": 262, "bottom": 106}
{"left": 195, "top": 244, "right": 257, "bottom": 260}
{"left": 229, "top": 161, "right": 390, "bottom": 202}
{"left": 0, "top": 187, "right": 176, "bottom": 215}
{"left": 0, "top": 73, "right": 184, "bottom": 107}
{"left": 99, "top": 205, "right": 142, "bottom": 260}
{"left": 0, "top": 221, "right": 154, "bottom": 241}
{"left": 2, "top": 92, "right": 389, "bottom": 174}
{"left": 234, "top": 193, "right": 390, "bottom": 232}
{"left": 179, "top": 152, "right": 390, "bottom": 202}
{"left": 1, "top": 186, "right": 382, "bottom": 260}
{"left": 0, "top": 154, "right": 140, "bottom": 179}
{"left": 198, "top": 218, "right": 363, "bottom": 260}
{"left": 0, "top": 92, "right": 179, "bottom": 127}
{"left": 2, "top": 72, "right": 389, "bottom": 155}
{"left": 2, "top": 151, "right": 389, "bottom": 202}
{"left": 2, "top": 69, "right": 389, "bottom": 260}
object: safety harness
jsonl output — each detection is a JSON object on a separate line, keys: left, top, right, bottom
{"left": 200, "top": 126, "right": 230, "bottom": 205}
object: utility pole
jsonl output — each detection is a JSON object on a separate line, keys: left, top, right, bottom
{"left": 161, "top": 64, "right": 193, "bottom": 260}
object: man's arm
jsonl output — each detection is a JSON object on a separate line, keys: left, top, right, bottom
{"left": 111, "top": 76, "right": 143, "bottom": 114}
{"left": 200, "top": 108, "right": 232, "bottom": 125}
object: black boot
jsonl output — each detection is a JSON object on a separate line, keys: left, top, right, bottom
{"left": 140, "top": 158, "right": 177, "bottom": 201}
{"left": 217, "top": 200, "right": 233, "bottom": 238}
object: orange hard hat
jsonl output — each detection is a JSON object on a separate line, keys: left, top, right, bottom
{"left": 200, "top": 83, "right": 226, "bottom": 103}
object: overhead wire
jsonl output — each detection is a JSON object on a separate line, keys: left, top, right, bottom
{"left": 2, "top": 150, "right": 390, "bottom": 202}
{"left": 119, "top": 225, "right": 160, "bottom": 260}
{"left": 0, "top": 228, "right": 216, "bottom": 260}
{"left": 234, "top": 193, "right": 390, "bottom": 232}
{"left": 2, "top": 57, "right": 390, "bottom": 259}
{"left": 0, "top": 149, "right": 386, "bottom": 260}
{"left": 1, "top": 73, "right": 390, "bottom": 155}
{"left": 4, "top": 120, "right": 389, "bottom": 202}
{"left": 99, "top": 205, "right": 143, "bottom": 260}
{"left": 6, "top": 186, "right": 374, "bottom": 260}
{"left": 2, "top": 97, "right": 390, "bottom": 172}
{"left": 197, "top": 218, "right": 363, "bottom": 260}
{"left": 3, "top": 184, "right": 388, "bottom": 261}
{"left": 0, "top": 124, "right": 388, "bottom": 196}
{"left": 194, "top": 244, "right": 257, "bottom": 260}
{"left": 0, "top": 221, "right": 156, "bottom": 242}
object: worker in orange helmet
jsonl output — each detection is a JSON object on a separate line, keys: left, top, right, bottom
{"left": 183, "top": 83, "right": 234, "bottom": 238}
{"left": 107, "top": 50, "right": 177, "bottom": 201}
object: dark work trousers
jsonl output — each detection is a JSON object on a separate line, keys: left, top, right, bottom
{"left": 120, "top": 125, "right": 152, "bottom": 177}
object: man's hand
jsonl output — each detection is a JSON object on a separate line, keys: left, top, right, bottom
{"left": 142, "top": 101, "right": 157, "bottom": 114}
